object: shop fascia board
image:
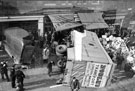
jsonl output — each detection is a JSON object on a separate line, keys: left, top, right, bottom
{"left": 0, "top": 15, "right": 44, "bottom": 22}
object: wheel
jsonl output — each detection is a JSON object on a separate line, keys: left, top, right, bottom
{"left": 56, "top": 51, "right": 64, "bottom": 56}
{"left": 57, "top": 59, "right": 66, "bottom": 68}
{"left": 57, "top": 60, "right": 63, "bottom": 67}
{"left": 56, "top": 45, "right": 67, "bottom": 54}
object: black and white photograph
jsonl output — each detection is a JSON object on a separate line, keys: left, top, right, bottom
{"left": 0, "top": 0, "right": 135, "bottom": 91}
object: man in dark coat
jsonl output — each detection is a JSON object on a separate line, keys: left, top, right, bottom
{"left": 47, "top": 61, "right": 54, "bottom": 77}
{"left": 116, "top": 53, "right": 124, "bottom": 70}
{"left": 70, "top": 77, "right": 80, "bottom": 91}
{"left": 10, "top": 65, "right": 16, "bottom": 88}
{"left": 15, "top": 68, "right": 25, "bottom": 88}
{"left": 0, "top": 61, "right": 10, "bottom": 81}
{"left": 0, "top": 62, "right": 4, "bottom": 80}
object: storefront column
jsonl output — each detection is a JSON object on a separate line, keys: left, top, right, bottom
{"left": 38, "top": 18, "right": 44, "bottom": 37}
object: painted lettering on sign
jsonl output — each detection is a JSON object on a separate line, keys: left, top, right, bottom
{"left": 95, "top": 65, "right": 106, "bottom": 87}
{"left": 82, "top": 62, "right": 110, "bottom": 88}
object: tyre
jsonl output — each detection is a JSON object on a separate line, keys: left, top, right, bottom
{"left": 57, "top": 60, "right": 63, "bottom": 67}
{"left": 56, "top": 45, "right": 67, "bottom": 54}
{"left": 57, "top": 59, "right": 66, "bottom": 68}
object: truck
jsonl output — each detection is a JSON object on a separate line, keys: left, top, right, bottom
{"left": 3, "top": 27, "right": 35, "bottom": 65}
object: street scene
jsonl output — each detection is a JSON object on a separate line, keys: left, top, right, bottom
{"left": 1, "top": 0, "right": 135, "bottom": 91}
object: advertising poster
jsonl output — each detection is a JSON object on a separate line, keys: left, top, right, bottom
{"left": 82, "top": 62, "right": 112, "bottom": 88}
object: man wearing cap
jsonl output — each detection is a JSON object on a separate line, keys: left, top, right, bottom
{"left": 10, "top": 65, "right": 16, "bottom": 88}
{"left": 0, "top": 61, "right": 10, "bottom": 81}
{"left": 70, "top": 77, "right": 80, "bottom": 91}
{"left": 0, "top": 62, "right": 4, "bottom": 80}
{"left": 15, "top": 67, "right": 25, "bottom": 89}
{"left": 47, "top": 61, "right": 54, "bottom": 77}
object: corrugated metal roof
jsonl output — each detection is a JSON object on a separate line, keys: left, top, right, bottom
{"left": 78, "top": 13, "right": 108, "bottom": 29}
{"left": 48, "top": 14, "right": 83, "bottom": 31}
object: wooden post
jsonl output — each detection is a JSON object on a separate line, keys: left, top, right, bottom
{"left": 38, "top": 18, "right": 44, "bottom": 37}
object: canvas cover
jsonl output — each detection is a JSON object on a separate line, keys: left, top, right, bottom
{"left": 4, "top": 27, "right": 29, "bottom": 64}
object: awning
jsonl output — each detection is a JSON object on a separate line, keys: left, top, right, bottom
{"left": 78, "top": 13, "right": 108, "bottom": 30}
{"left": 48, "top": 14, "right": 83, "bottom": 31}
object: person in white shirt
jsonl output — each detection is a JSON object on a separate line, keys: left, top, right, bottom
{"left": 42, "top": 46, "right": 50, "bottom": 63}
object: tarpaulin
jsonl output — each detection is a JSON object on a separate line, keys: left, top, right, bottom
{"left": 48, "top": 14, "right": 83, "bottom": 31}
{"left": 4, "top": 27, "right": 29, "bottom": 64}
{"left": 78, "top": 13, "right": 108, "bottom": 29}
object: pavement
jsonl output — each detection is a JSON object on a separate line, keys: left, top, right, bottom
{"left": 0, "top": 49, "right": 65, "bottom": 91}
{"left": 0, "top": 47, "right": 134, "bottom": 91}
{"left": 0, "top": 66, "right": 63, "bottom": 91}
{"left": 0, "top": 71, "right": 97, "bottom": 91}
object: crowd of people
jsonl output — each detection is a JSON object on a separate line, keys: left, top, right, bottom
{"left": 100, "top": 31, "right": 135, "bottom": 78}
{"left": 0, "top": 61, "right": 25, "bottom": 91}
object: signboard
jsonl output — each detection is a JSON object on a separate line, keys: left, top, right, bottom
{"left": 82, "top": 62, "right": 112, "bottom": 88}
{"left": 48, "top": 14, "right": 82, "bottom": 31}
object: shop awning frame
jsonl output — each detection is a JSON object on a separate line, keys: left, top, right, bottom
{"left": 78, "top": 13, "right": 109, "bottom": 30}
{"left": 48, "top": 14, "right": 83, "bottom": 32}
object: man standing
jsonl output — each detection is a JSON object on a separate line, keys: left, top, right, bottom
{"left": 42, "top": 45, "right": 50, "bottom": 63}
{"left": 47, "top": 61, "right": 54, "bottom": 77}
{"left": 15, "top": 67, "right": 25, "bottom": 89}
{"left": 70, "top": 77, "right": 80, "bottom": 91}
{"left": 0, "top": 62, "right": 4, "bottom": 80}
{"left": 10, "top": 65, "right": 16, "bottom": 88}
{"left": 0, "top": 61, "right": 10, "bottom": 81}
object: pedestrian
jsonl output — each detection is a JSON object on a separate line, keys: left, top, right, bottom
{"left": 15, "top": 67, "right": 25, "bottom": 89}
{"left": 116, "top": 52, "right": 124, "bottom": 70}
{"left": 10, "top": 64, "right": 16, "bottom": 88}
{"left": 47, "top": 61, "right": 54, "bottom": 77}
{"left": 0, "top": 61, "right": 10, "bottom": 81}
{"left": 0, "top": 62, "right": 4, "bottom": 80}
{"left": 42, "top": 45, "right": 50, "bottom": 63}
{"left": 70, "top": 77, "right": 80, "bottom": 91}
